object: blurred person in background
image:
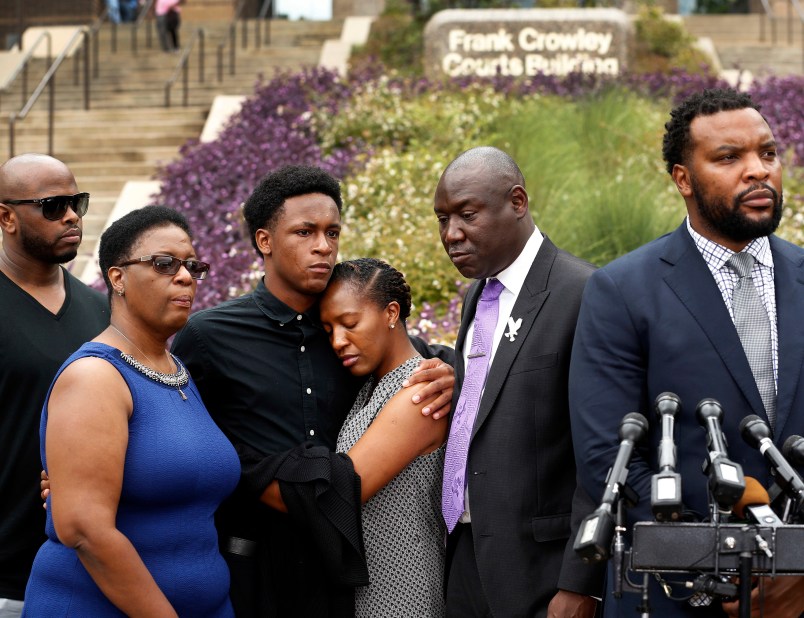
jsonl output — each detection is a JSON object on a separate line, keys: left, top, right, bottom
{"left": 156, "top": 0, "right": 182, "bottom": 52}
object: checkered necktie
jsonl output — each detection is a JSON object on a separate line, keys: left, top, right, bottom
{"left": 442, "top": 278, "right": 504, "bottom": 533}
{"left": 728, "top": 252, "right": 776, "bottom": 428}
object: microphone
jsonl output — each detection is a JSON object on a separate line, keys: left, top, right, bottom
{"left": 740, "top": 415, "right": 804, "bottom": 501}
{"left": 651, "top": 392, "right": 683, "bottom": 521}
{"left": 783, "top": 435, "right": 804, "bottom": 467}
{"left": 574, "top": 412, "right": 649, "bottom": 562}
{"left": 696, "top": 399, "right": 745, "bottom": 513}
{"left": 733, "top": 476, "right": 783, "bottom": 528}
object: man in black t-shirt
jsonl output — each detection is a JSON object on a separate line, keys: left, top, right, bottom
{"left": 0, "top": 154, "right": 109, "bottom": 615}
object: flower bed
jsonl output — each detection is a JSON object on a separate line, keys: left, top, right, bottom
{"left": 154, "top": 67, "right": 804, "bottom": 343}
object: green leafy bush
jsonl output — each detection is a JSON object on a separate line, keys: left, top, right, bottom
{"left": 323, "top": 81, "right": 516, "bottom": 304}
{"left": 153, "top": 64, "right": 803, "bottom": 350}
{"left": 328, "top": 82, "right": 686, "bottom": 306}
{"left": 338, "top": 147, "right": 458, "bottom": 306}
{"left": 633, "top": 6, "right": 714, "bottom": 74}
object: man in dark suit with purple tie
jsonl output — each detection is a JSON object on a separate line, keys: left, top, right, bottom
{"left": 435, "top": 146, "right": 603, "bottom": 618}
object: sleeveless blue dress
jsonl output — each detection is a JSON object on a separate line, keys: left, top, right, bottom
{"left": 22, "top": 342, "right": 240, "bottom": 617}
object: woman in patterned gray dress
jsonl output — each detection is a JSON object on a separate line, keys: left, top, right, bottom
{"left": 319, "top": 258, "right": 448, "bottom": 618}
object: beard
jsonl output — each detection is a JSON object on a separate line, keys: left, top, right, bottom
{"left": 691, "top": 176, "right": 783, "bottom": 243}
{"left": 20, "top": 226, "right": 79, "bottom": 264}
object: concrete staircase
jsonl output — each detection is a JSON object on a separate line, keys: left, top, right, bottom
{"left": 0, "top": 18, "right": 343, "bottom": 277}
{"left": 683, "top": 13, "right": 804, "bottom": 76}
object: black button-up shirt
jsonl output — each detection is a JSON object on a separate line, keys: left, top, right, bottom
{"left": 172, "top": 280, "right": 365, "bottom": 616}
{"left": 173, "top": 279, "right": 362, "bottom": 455}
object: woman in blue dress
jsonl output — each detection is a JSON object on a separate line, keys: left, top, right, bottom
{"left": 23, "top": 206, "right": 240, "bottom": 617}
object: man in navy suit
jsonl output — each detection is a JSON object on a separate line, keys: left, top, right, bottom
{"left": 569, "top": 88, "right": 804, "bottom": 616}
{"left": 435, "top": 146, "right": 602, "bottom": 618}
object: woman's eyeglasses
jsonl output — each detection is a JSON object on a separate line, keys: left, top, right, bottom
{"left": 117, "top": 255, "right": 211, "bottom": 280}
{"left": 3, "top": 193, "right": 90, "bottom": 221}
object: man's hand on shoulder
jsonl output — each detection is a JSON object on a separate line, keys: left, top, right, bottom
{"left": 547, "top": 590, "right": 597, "bottom": 618}
{"left": 722, "top": 576, "right": 804, "bottom": 617}
{"left": 402, "top": 358, "right": 454, "bottom": 420}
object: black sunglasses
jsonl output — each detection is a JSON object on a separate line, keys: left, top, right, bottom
{"left": 4, "top": 192, "right": 90, "bottom": 221}
{"left": 117, "top": 254, "right": 211, "bottom": 280}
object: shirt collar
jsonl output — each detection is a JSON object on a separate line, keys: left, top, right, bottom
{"left": 493, "top": 226, "right": 543, "bottom": 296}
{"left": 685, "top": 216, "right": 772, "bottom": 270}
{"left": 253, "top": 278, "right": 321, "bottom": 326}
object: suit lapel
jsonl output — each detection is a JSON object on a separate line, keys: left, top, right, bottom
{"left": 469, "top": 239, "right": 556, "bottom": 441}
{"left": 661, "top": 226, "right": 768, "bottom": 421}
{"left": 768, "top": 236, "right": 804, "bottom": 438}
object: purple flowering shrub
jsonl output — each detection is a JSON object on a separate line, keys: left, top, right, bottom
{"left": 154, "top": 66, "right": 804, "bottom": 345}
{"left": 749, "top": 75, "right": 804, "bottom": 166}
{"left": 408, "top": 281, "right": 470, "bottom": 345}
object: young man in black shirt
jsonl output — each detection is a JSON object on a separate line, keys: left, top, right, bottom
{"left": 172, "top": 165, "right": 453, "bottom": 617}
{"left": 0, "top": 154, "right": 109, "bottom": 616}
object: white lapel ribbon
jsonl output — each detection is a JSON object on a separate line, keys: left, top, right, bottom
{"left": 504, "top": 316, "right": 522, "bottom": 342}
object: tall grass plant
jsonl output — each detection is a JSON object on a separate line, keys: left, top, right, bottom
{"left": 488, "top": 88, "right": 684, "bottom": 265}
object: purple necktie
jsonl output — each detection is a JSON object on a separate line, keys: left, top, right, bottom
{"left": 442, "top": 277, "right": 505, "bottom": 533}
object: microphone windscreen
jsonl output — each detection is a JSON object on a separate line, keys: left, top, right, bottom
{"left": 783, "top": 435, "right": 804, "bottom": 466}
{"left": 733, "top": 476, "right": 769, "bottom": 519}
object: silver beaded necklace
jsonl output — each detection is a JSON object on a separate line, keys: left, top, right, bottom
{"left": 110, "top": 324, "right": 188, "bottom": 400}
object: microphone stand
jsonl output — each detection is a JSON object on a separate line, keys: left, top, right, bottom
{"left": 739, "top": 544, "right": 752, "bottom": 618}
{"left": 706, "top": 475, "right": 751, "bottom": 618}
{"left": 611, "top": 485, "right": 650, "bottom": 617}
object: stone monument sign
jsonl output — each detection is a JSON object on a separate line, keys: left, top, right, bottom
{"left": 424, "top": 8, "right": 631, "bottom": 79}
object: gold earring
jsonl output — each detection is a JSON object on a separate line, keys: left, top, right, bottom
{"left": 116, "top": 288, "right": 125, "bottom": 297}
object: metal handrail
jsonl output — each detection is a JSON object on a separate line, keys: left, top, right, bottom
{"left": 757, "top": 0, "right": 803, "bottom": 71}
{"left": 0, "top": 31, "right": 51, "bottom": 113}
{"left": 89, "top": 7, "right": 116, "bottom": 78}
{"left": 132, "top": 0, "right": 156, "bottom": 54}
{"left": 164, "top": 28, "right": 205, "bottom": 108}
{"left": 788, "top": 0, "right": 804, "bottom": 69}
{"left": 8, "top": 28, "right": 91, "bottom": 158}
{"left": 216, "top": 0, "right": 249, "bottom": 81}
{"left": 759, "top": 0, "right": 777, "bottom": 43}
{"left": 256, "top": 0, "right": 273, "bottom": 49}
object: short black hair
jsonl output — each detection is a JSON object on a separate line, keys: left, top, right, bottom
{"left": 242, "top": 165, "right": 343, "bottom": 258}
{"left": 99, "top": 205, "right": 191, "bottom": 299}
{"left": 662, "top": 88, "right": 761, "bottom": 175}
{"left": 329, "top": 258, "right": 412, "bottom": 322}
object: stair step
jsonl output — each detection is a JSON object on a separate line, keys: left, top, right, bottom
{"left": 683, "top": 14, "right": 803, "bottom": 45}
{"left": 717, "top": 44, "right": 804, "bottom": 75}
